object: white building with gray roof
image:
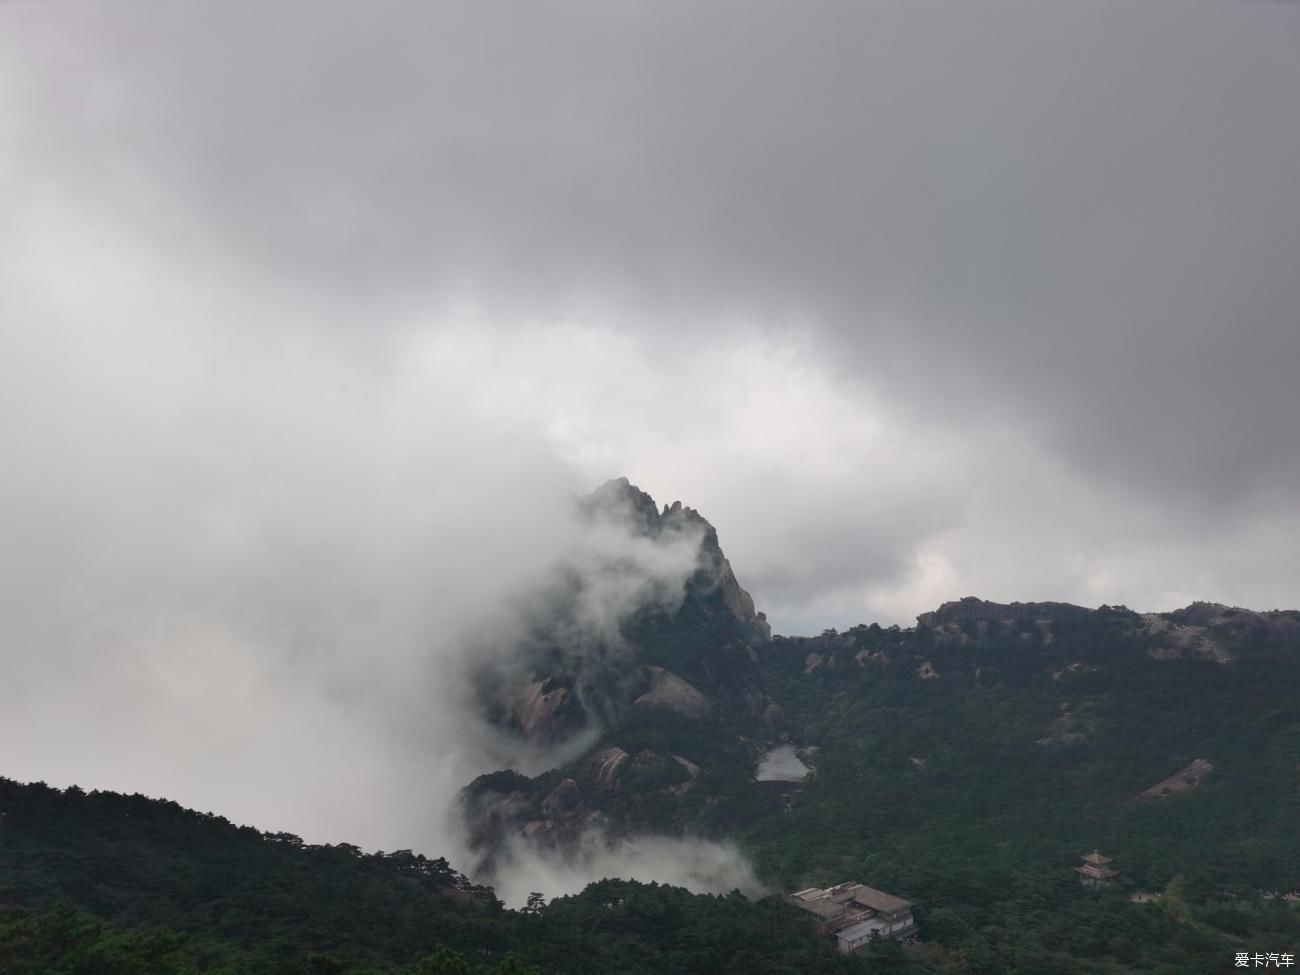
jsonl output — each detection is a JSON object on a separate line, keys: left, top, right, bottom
{"left": 789, "top": 882, "right": 917, "bottom": 951}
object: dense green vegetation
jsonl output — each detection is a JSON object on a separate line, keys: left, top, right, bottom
{"left": 467, "top": 600, "right": 1300, "bottom": 973}
{"left": 6, "top": 598, "right": 1300, "bottom": 973}
{"left": 743, "top": 607, "right": 1300, "bottom": 973}
{"left": 0, "top": 779, "right": 863, "bottom": 973}
{"left": 0, "top": 777, "right": 500, "bottom": 972}
{"left": 0, "top": 887, "right": 869, "bottom": 975}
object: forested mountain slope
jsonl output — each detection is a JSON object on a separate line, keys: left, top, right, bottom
{"left": 747, "top": 599, "right": 1300, "bottom": 971}
{"left": 5, "top": 481, "right": 1300, "bottom": 973}
{"left": 0, "top": 778, "right": 860, "bottom": 975}
{"left": 458, "top": 485, "right": 1300, "bottom": 973}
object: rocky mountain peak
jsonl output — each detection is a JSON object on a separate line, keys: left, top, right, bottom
{"left": 584, "top": 477, "right": 770, "bottom": 641}
{"left": 481, "top": 478, "right": 772, "bottom": 745}
{"left": 584, "top": 476, "right": 662, "bottom": 533}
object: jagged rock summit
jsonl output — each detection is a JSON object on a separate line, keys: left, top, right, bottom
{"left": 585, "top": 477, "right": 770, "bottom": 641}
{"left": 460, "top": 479, "right": 787, "bottom": 873}
{"left": 476, "top": 478, "right": 774, "bottom": 746}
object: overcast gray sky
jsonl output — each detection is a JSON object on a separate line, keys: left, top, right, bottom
{"left": 2, "top": 1, "right": 1298, "bottom": 853}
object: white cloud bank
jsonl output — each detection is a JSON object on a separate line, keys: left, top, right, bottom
{"left": 0, "top": 187, "right": 736, "bottom": 890}
{"left": 493, "top": 833, "right": 767, "bottom": 909}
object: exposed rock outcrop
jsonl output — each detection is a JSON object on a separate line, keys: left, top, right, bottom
{"left": 461, "top": 479, "right": 788, "bottom": 876}
{"left": 1036, "top": 702, "right": 1090, "bottom": 746}
{"left": 542, "top": 778, "right": 582, "bottom": 816}
{"left": 670, "top": 755, "right": 701, "bottom": 795}
{"left": 589, "top": 747, "right": 630, "bottom": 788}
{"left": 509, "top": 678, "right": 583, "bottom": 741}
{"left": 481, "top": 477, "right": 773, "bottom": 749}
{"left": 1141, "top": 758, "right": 1215, "bottom": 798}
{"left": 1140, "top": 603, "right": 1300, "bottom": 663}
{"left": 1051, "top": 662, "right": 1095, "bottom": 681}
{"left": 758, "top": 698, "right": 787, "bottom": 736}
{"left": 633, "top": 666, "right": 712, "bottom": 719}
{"left": 585, "top": 478, "right": 771, "bottom": 643}
{"left": 1140, "top": 614, "right": 1231, "bottom": 663}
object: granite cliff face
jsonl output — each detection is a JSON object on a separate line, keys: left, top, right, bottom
{"left": 583, "top": 478, "right": 771, "bottom": 643}
{"left": 461, "top": 479, "right": 787, "bottom": 876}
{"left": 477, "top": 477, "right": 773, "bottom": 747}
{"left": 1138, "top": 601, "right": 1300, "bottom": 663}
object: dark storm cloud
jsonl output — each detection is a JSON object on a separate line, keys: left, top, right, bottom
{"left": 10, "top": 0, "right": 1298, "bottom": 507}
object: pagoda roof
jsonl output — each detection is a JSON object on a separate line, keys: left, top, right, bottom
{"left": 1081, "top": 850, "right": 1113, "bottom": 865}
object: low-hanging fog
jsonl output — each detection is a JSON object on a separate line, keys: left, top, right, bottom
{"left": 0, "top": 259, "right": 756, "bottom": 894}
{"left": 3, "top": 0, "right": 1299, "bottom": 900}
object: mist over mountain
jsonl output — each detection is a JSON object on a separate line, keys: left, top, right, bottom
{"left": 4, "top": 2, "right": 1300, "bottom": 971}
{"left": 458, "top": 483, "right": 1300, "bottom": 899}
{"left": 5, "top": 477, "right": 1299, "bottom": 972}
